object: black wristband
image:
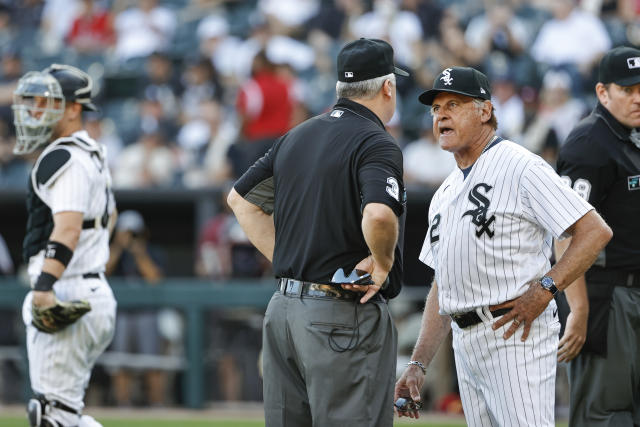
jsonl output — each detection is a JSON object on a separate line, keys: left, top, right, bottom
{"left": 34, "top": 272, "right": 57, "bottom": 291}
{"left": 45, "top": 241, "right": 74, "bottom": 266}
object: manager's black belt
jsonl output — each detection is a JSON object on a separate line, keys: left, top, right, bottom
{"left": 278, "top": 278, "right": 384, "bottom": 302}
{"left": 450, "top": 308, "right": 511, "bottom": 329}
{"left": 587, "top": 267, "right": 640, "bottom": 288}
{"left": 82, "top": 272, "right": 103, "bottom": 279}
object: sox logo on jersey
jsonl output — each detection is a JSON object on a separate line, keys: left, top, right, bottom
{"left": 461, "top": 183, "right": 495, "bottom": 238}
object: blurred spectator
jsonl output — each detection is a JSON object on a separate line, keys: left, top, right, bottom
{"left": 112, "top": 128, "right": 179, "bottom": 188}
{"left": 259, "top": 0, "right": 319, "bottom": 36}
{"left": 11, "top": 1, "right": 45, "bottom": 33}
{"left": 85, "top": 112, "right": 123, "bottom": 172}
{"left": 140, "top": 51, "right": 182, "bottom": 121}
{"left": 197, "top": 189, "right": 268, "bottom": 401}
{"left": 66, "top": 0, "right": 115, "bottom": 55}
{"left": 464, "top": 0, "right": 530, "bottom": 65}
{"left": 402, "top": 116, "right": 457, "bottom": 187}
{"left": 113, "top": 0, "right": 177, "bottom": 62}
{"left": 0, "top": 49, "right": 22, "bottom": 124}
{"left": 179, "top": 100, "right": 236, "bottom": 188}
{"left": 491, "top": 69, "right": 525, "bottom": 141}
{"left": 530, "top": 0, "right": 611, "bottom": 78}
{"left": 39, "top": 0, "right": 82, "bottom": 54}
{"left": 0, "top": 5, "right": 14, "bottom": 49}
{"left": 106, "top": 210, "right": 169, "bottom": 407}
{"left": 228, "top": 50, "right": 297, "bottom": 178}
{"left": 350, "top": 0, "right": 423, "bottom": 69}
{"left": 305, "top": 0, "right": 364, "bottom": 41}
{"left": 521, "top": 68, "right": 587, "bottom": 164}
{"left": 196, "top": 13, "right": 249, "bottom": 83}
{"left": 180, "top": 56, "right": 223, "bottom": 120}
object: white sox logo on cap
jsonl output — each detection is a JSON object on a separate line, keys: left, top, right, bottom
{"left": 440, "top": 68, "right": 453, "bottom": 86}
{"left": 627, "top": 57, "right": 640, "bottom": 69}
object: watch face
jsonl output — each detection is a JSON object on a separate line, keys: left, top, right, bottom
{"left": 541, "top": 277, "right": 553, "bottom": 289}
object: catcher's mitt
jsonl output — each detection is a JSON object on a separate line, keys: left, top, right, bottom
{"left": 32, "top": 298, "right": 92, "bottom": 333}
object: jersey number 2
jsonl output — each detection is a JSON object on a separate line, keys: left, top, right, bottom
{"left": 430, "top": 213, "right": 441, "bottom": 244}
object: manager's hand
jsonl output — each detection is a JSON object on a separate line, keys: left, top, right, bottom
{"left": 492, "top": 280, "right": 553, "bottom": 341}
{"left": 394, "top": 365, "right": 424, "bottom": 419}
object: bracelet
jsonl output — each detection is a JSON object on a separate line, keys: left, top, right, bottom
{"left": 407, "top": 360, "right": 427, "bottom": 375}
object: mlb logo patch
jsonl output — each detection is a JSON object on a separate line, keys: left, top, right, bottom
{"left": 344, "top": 72, "right": 354, "bottom": 78}
{"left": 628, "top": 175, "right": 640, "bottom": 190}
{"left": 627, "top": 57, "right": 640, "bottom": 69}
{"left": 330, "top": 109, "right": 344, "bottom": 118}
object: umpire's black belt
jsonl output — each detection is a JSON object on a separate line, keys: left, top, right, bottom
{"left": 587, "top": 267, "right": 640, "bottom": 288}
{"left": 450, "top": 308, "right": 511, "bottom": 329}
{"left": 278, "top": 278, "right": 384, "bottom": 302}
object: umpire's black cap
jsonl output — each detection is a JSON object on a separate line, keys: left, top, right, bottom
{"left": 43, "top": 64, "right": 98, "bottom": 112}
{"left": 418, "top": 66, "right": 491, "bottom": 106}
{"left": 599, "top": 46, "right": 640, "bottom": 87}
{"left": 337, "top": 38, "right": 409, "bottom": 83}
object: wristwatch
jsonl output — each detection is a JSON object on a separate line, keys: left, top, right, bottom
{"left": 539, "top": 276, "right": 559, "bottom": 296}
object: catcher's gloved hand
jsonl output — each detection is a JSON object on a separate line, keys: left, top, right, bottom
{"left": 32, "top": 297, "right": 92, "bottom": 333}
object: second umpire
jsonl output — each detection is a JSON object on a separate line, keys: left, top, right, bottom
{"left": 556, "top": 46, "right": 640, "bottom": 426}
{"left": 228, "top": 38, "right": 408, "bottom": 427}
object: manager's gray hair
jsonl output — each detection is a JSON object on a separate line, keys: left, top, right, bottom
{"left": 336, "top": 73, "right": 395, "bottom": 100}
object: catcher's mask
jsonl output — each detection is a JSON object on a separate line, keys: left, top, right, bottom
{"left": 12, "top": 64, "right": 97, "bottom": 155}
{"left": 12, "top": 71, "right": 65, "bottom": 154}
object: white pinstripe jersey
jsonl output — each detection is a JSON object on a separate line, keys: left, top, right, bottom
{"left": 419, "top": 138, "right": 593, "bottom": 315}
{"left": 27, "top": 130, "right": 115, "bottom": 279}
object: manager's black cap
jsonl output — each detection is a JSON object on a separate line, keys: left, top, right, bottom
{"left": 418, "top": 66, "right": 491, "bottom": 106}
{"left": 337, "top": 38, "right": 409, "bottom": 83}
{"left": 598, "top": 46, "right": 640, "bottom": 86}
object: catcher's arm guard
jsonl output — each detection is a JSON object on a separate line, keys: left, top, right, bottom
{"left": 31, "top": 297, "right": 92, "bottom": 333}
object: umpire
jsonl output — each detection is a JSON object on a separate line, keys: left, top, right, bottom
{"left": 228, "top": 38, "right": 407, "bottom": 427}
{"left": 556, "top": 46, "right": 640, "bottom": 426}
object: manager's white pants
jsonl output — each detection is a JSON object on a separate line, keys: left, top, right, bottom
{"left": 452, "top": 301, "right": 560, "bottom": 427}
{"left": 22, "top": 274, "right": 116, "bottom": 424}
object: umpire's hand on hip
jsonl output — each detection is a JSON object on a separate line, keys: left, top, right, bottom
{"left": 341, "top": 255, "right": 387, "bottom": 304}
{"left": 491, "top": 280, "right": 553, "bottom": 341}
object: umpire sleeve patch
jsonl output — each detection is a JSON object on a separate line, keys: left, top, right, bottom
{"left": 244, "top": 176, "right": 275, "bottom": 214}
{"left": 36, "top": 148, "right": 72, "bottom": 187}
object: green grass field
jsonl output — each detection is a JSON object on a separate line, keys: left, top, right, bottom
{"left": 0, "top": 416, "right": 570, "bottom": 427}
{"left": 0, "top": 418, "right": 469, "bottom": 427}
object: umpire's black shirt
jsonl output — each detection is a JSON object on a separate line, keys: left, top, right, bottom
{"left": 234, "top": 98, "right": 406, "bottom": 298}
{"left": 557, "top": 102, "right": 640, "bottom": 270}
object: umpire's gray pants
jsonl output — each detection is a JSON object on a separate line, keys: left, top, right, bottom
{"left": 568, "top": 287, "right": 640, "bottom": 427}
{"left": 262, "top": 291, "right": 397, "bottom": 427}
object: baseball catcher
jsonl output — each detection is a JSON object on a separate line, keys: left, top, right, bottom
{"left": 13, "top": 64, "right": 117, "bottom": 427}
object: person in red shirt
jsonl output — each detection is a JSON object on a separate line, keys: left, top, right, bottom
{"left": 66, "top": 0, "right": 115, "bottom": 54}
{"left": 229, "top": 51, "right": 297, "bottom": 177}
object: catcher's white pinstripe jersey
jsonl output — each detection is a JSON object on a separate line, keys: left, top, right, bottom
{"left": 419, "top": 138, "right": 593, "bottom": 315}
{"left": 27, "top": 131, "right": 115, "bottom": 281}
{"left": 22, "top": 130, "right": 117, "bottom": 426}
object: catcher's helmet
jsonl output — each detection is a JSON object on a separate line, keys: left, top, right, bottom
{"left": 12, "top": 64, "right": 96, "bottom": 154}
{"left": 43, "top": 64, "right": 97, "bottom": 112}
